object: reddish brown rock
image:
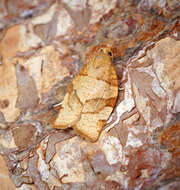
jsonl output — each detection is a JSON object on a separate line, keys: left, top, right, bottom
{"left": 159, "top": 121, "right": 180, "bottom": 179}
{"left": 12, "top": 123, "right": 38, "bottom": 151}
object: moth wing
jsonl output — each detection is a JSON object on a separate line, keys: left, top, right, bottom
{"left": 53, "top": 84, "right": 83, "bottom": 129}
{"left": 73, "top": 106, "right": 113, "bottom": 142}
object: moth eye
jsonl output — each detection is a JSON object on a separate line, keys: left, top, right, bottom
{"left": 108, "top": 51, "right": 112, "bottom": 57}
{"left": 100, "top": 48, "right": 104, "bottom": 52}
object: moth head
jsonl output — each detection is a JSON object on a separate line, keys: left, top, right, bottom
{"left": 99, "top": 47, "right": 113, "bottom": 59}
{"left": 92, "top": 47, "right": 113, "bottom": 69}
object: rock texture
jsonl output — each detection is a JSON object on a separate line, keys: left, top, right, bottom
{"left": 0, "top": 0, "right": 180, "bottom": 189}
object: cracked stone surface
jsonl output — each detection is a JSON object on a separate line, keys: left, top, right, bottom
{"left": 0, "top": 0, "right": 180, "bottom": 189}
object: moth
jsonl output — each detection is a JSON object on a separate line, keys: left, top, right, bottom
{"left": 53, "top": 45, "right": 118, "bottom": 142}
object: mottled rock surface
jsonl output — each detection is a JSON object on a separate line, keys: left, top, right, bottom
{"left": 0, "top": 0, "right": 180, "bottom": 189}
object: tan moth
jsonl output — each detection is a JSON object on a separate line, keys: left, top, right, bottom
{"left": 53, "top": 45, "right": 118, "bottom": 142}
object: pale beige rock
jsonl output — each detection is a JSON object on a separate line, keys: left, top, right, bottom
{"left": 0, "top": 155, "right": 16, "bottom": 190}
{"left": 50, "top": 137, "right": 85, "bottom": 183}
{"left": 16, "top": 184, "right": 38, "bottom": 190}
{"left": 0, "top": 25, "right": 42, "bottom": 60}
{"left": 23, "top": 46, "right": 70, "bottom": 100}
{"left": 0, "top": 130, "right": 17, "bottom": 149}
{"left": 31, "top": 4, "right": 57, "bottom": 25}
{"left": 89, "top": 0, "right": 117, "bottom": 24}
{"left": 0, "top": 62, "right": 20, "bottom": 122}
{"left": 123, "top": 112, "right": 140, "bottom": 125}
{"left": 0, "top": 24, "right": 42, "bottom": 122}
{"left": 36, "top": 140, "right": 62, "bottom": 189}
{"left": 56, "top": 8, "right": 74, "bottom": 37}
{"left": 152, "top": 37, "right": 180, "bottom": 92}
